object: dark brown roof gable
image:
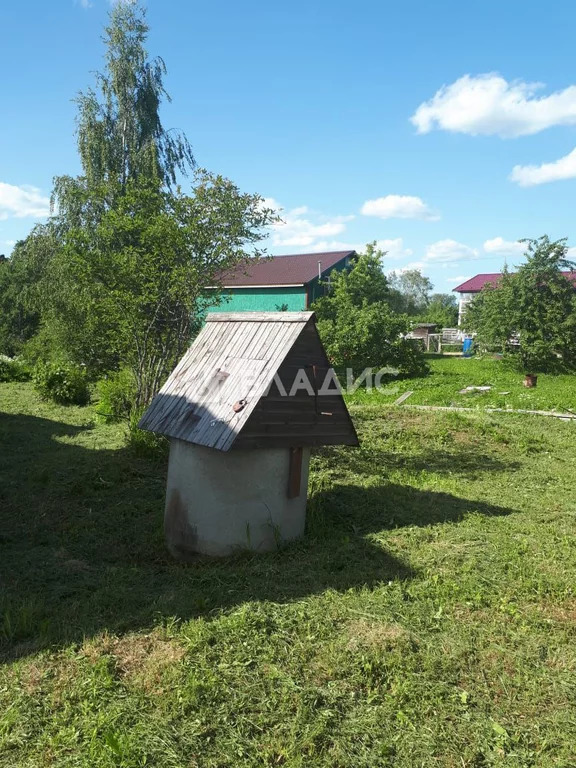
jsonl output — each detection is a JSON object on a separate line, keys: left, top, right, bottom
{"left": 217, "top": 250, "right": 356, "bottom": 288}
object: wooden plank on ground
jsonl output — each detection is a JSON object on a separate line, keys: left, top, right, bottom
{"left": 404, "top": 404, "right": 576, "bottom": 420}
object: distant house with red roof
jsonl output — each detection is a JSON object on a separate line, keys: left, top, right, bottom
{"left": 453, "top": 272, "right": 576, "bottom": 326}
{"left": 206, "top": 250, "right": 355, "bottom": 313}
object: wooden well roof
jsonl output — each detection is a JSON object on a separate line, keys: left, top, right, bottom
{"left": 139, "top": 312, "right": 358, "bottom": 452}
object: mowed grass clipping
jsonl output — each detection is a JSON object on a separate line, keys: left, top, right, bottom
{"left": 1, "top": 378, "right": 576, "bottom": 767}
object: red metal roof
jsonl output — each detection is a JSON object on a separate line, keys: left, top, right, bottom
{"left": 218, "top": 250, "right": 355, "bottom": 287}
{"left": 452, "top": 274, "right": 502, "bottom": 293}
{"left": 453, "top": 272, "right": 576, "bottom": 293}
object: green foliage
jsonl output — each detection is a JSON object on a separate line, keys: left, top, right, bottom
{"left": 126, "top": 406, "right": 168, "bottom": 460}
{"left": 464, "top": 268, "right": 516, "bottom": 354}
{"left": 0, "top": 230, "right": 56, "bottom": 356}
{"left": 45, "top": 175, "right": 275, "bottom": 403}
{"left": 59, "top": 1, "right": 194, "bottom": 199}
{"left": 387, "top": 273, "right": 456, "bottom": 324}
{"left": 313, "top": 247, "right": 428, "bottom": 378}
{"left": 96, "top": 368, "right": 137, "bottom": 422}
{"left": 389, "top": 269, "right": 433, "bottom": 315}
{"left": 33, "top": 362, "right": 90, "bottom": 405}
{"left": 323, "top": 242, "right": 392, "bottom": 311}
{"left": 0, "top": 356, "right": 31, "bottom": 383}
{"left": 465, "top": 236, "right": 576, "bottom": 372}
{"left": 1, "top": 3, "right": 276, "bottom": 413}
{"left": 317, "top": 304, "right": 428, "bottom": 378}
{"left": 419, "top": 292, "right": 459, "bottom": 327}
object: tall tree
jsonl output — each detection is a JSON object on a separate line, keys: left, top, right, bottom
{"left": 388, "top": 269, "right": 433, "bottom": 315}
{"left": 46, "top": 176, "right": 274, "bottom": 404}
{"left": 465, "top": 236, "right": 576, "bottom": 371}
{"left": 420, "top": 293, "right": 458, "bottom": 327}
{"left": 314, "top": 243, "right": 390, "bottom": 320}
{"left": 14, "top": 0, "right": 276, "bottom": 406}
{"left": 73, "top": 2, "right": 192, "bottom": 192}
{"left": 0, "top": 228, "right": 56, "bottom": 356}
{"left": 52, "top": 1, "right": 194, "bottom": 230}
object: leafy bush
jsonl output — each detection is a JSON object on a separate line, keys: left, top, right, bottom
{"left": 393, "top": 338, "right": 431, "bottom": 378}
{"left": 0, "top": 356, "right": 31, "bottom": 382}
{"left": 312, "top": 247, "right": 429, "bottom": 381}
{"left": 96, "top": 368, "right": 137, "bottom": 422}
{"left": 33, "top": 363, "right": 90, "bottom": 405}
{"left": 502, "top": 343, "right": 566, "bottom": 375}
{"left": 317, "top": 302, "right": 429, "bottom": 380}
{"left": 127, "top": 406, "right": 168, "bottom": 460}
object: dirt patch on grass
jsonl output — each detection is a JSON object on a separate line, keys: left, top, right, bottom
{"left": 346, "top": 618, "right": 415, "bottom": 651}
{"left": 83, "top": 631, "right": 186, "bottom": 686}
{"left": 20, "top": 662, "right": 45, "bottom": 694}
{"left": 534, "top": 600, "right": 576, "bottom": 625}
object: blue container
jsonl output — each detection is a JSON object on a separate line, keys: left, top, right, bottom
{"left": 463, "top": 338, "right": 473, "bottom": 357}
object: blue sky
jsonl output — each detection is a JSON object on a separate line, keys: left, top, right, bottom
{"left": 2, "top": 0, "right": 576, "bottom": 292}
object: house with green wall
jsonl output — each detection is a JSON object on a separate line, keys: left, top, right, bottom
{"left": 206, "top": 250, "right": 356, "bottom": 313}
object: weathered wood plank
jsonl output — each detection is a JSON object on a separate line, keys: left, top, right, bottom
{"left": 394, "top": 391, "right": 414, "bottom": 405}
{"left": 287, "top": 447, "right": 303, "bottom": 498}
{"left": 206, "top": 312, "right": 314, "bottom": 323}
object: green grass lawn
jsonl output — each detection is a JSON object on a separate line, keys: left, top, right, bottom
{"left": 2, "top": 379, "right": 576, "bottom": 766}
{"left": 347, "top": 356, "right": 576, "bottom": 413}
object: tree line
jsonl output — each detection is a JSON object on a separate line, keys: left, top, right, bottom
{"left": 0, "top": 1, "right": 454, "bottom": 412}
{"left": 0, "top": 3, "right": 275, "bottom": 413}
{"left": 3, "top": 1, "right": 571, "bottom": 423}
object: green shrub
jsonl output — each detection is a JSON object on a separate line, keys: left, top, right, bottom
{"left": 0, "top": 356, "right": 31, "bottom": 382}
{"left": 498, "top": 343, "right": 570, "bottom": 375}
{"left": 392, "top": 338, "right": 430, "bottom": 379}
{"left": 96, "top": 368, "right": 137, "bottom": 422}
{"left": 317, "top": 305, "right": 429, "bottom": 382}
{"left": 33, "top": 363, "right": 90, "bottom": 405}
{"left": 127, "top": 406, "right": 168, "bottom": 460}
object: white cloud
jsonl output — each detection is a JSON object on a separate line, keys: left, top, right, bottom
{"left": 304, "top": 240, "right": 360, "bottom": 253}
{"left": 266, "top": 199, "right": 354, "bottom": 248}
{"left": 424, "top": 239, "right": 478, "bottom": 264}
{"left": 411, "top": 73, "right": 576, "bottom": 138}
{"left": 483, "top": 237, "right": 525, "bottom": 256}
{"left": 446, "top": 275, "right": 471, "bottom": 284}
{"left": 374, "top": 237, "right": 413, "bottom": 260}
{"left": 361, "top": 195, "right": 439, "bottom": 221}
{"left": 389, "top": 261, "right": 427, "bottom": 275}
{"left": 510, "top": 147, "right": 576, "bottom": 186}
{"left": 0, "top": 183, "right": 50, "bottom": 221}
{"left": 301, "top": 237, "right": 413, "bottom": 260}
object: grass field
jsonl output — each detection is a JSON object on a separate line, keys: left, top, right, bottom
{"left": 347, "top": 357, "right": 576, "bottom": 413}
{"left": 1, "top": 368, "right": 576, "bottom": 766}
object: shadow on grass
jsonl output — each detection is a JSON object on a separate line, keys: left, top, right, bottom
{"left": 308, "top": 481, "right": 511, "bottom": 532}
{"left": 316, "top": 443, "right": 522, "bottom": 480}
{"left": 0, "top": 411, "right": 512, "bottom": 662}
